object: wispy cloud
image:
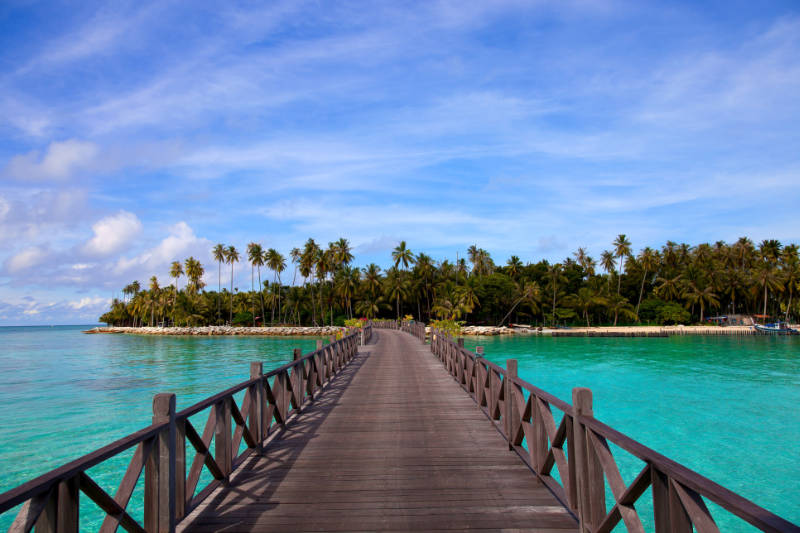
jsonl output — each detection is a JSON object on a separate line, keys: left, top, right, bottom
{"left": 0, "top": 1, "right": 799, "bottom": 324}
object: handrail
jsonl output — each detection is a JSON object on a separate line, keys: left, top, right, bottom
{"left": 0, "top": 329, "right": 366, "bottom": 532}
{"left": 427, "top": 327, "right": 799, "bottom": 533}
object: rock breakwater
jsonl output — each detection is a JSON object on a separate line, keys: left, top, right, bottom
{"left": 85, "top": 326, "right": 347, "bottom": 336}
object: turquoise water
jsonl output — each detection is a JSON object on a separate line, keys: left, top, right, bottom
{"left": 462, "top": 335, "right": 800, "bottom": 531}
{"left": 0, "top": 328, "right": 797, "bottom": 531}
{"left": 0, "top": 326, "right": 324, "bottom": 530}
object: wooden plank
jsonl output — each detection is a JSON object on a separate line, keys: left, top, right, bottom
{"left": 177, "top": 330, "right": 579, "bottom": 533}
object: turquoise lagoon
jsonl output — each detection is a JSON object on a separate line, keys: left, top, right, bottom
{"left": 0, "top": 326, "right": 797, "bottom": 530}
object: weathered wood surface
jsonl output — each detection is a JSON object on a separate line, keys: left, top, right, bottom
{"left": 178, "top": 329, "right": 578, "bottom": 532}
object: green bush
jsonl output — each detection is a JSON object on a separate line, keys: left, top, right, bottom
{"left": 657, "top": 303, "right": 691, "bottom": 325}
{"left": 232, "top": 311, "right": 254, "bottom": 326}
{"left": 638, "top": 297, "right": 667, "bottom": 323}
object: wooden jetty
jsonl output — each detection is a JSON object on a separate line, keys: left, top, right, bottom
{"left": 1, "top": 322, "right": 798, "bottom": 533}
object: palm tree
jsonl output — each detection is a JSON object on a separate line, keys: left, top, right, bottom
{"left": 247, "top": 243, "right": 263, "bottom": 326}
{"left": 782, "top": 245, "right": 799, "bottom": 321}
{"left": 546, "top": 263, "right": 567, "bottom": 326}
{"left": 267, "top": 248, "right": 286, "bottom": 324}
{"left": 332, "top": 238, "right": 353, "bottom": 269}
{"left": 752, "top": 262, "right": 783, "bottom": 318}
{"left": 506, "top": 255, "right": 523, "bottom": 280}
{"left": 682, "top": 281, "right": 719, "bottom": 322}
{"left": 600, "top": 250, "right": 616, "bottom": 292}
{"left": 363, "top": 263, "right": 382, "bottom": 299}
{"left": 635, "top": 247, "right": 658, "bottom": 319}
{"left": 392, "top": 241, "right": 415, "bottom": 271}
{"left": 225, "top": 245, "right": 240, "bottom": 323}
{"left": 566, "top": 287, "right": 606, "bottom": 327}
{"left": 212, "top": 244, "right": 226, "bottom": 321}
{"left": 148, "top": 276, "right": 160, "bottom": 326}
{"left": 499, "top": 281, "right": 541, "bottom": 326}
{"left": 391, "top": 241, "right": 415, "bottom": 316}
{"left": 655, "top": 273, "right": 683, "bottom": 302}
{"left": 386, "top": 267, "right": 408, "bottom": 319}
{"left": 613, "top": 234, "right": 632, "bottom": 295}
{"left": 606, "top": 293, "right": 636, "bottom": 326}
{"left": 185, "top": 257, "right": 204, "bottom": 292}
{"left": 455, "top": 276, "right": 480, "bottom": 319}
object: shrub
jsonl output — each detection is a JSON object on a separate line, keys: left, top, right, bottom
{"left": 232, "top": 311, "right": 254, "bottom": 326}
{"left": 657, "top": 303, "right": 691, "bottom": 325}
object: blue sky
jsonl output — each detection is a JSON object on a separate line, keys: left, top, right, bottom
{"left": 1, "top": 0, "right": 799, "bottom": 325}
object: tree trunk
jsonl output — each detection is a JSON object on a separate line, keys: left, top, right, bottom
{"left": 763, "top": 283, "right": 768, "bottom": 318}
{"left": 636, "top": 268, "right": 647, "bottom": 320}
{"left": 230, "top": 264, "right": 234, "bottom": 323}
{"left": 257, "top": 266, "right": 265, "bottom": 325}
{"left": 251, "top": 265, "right": 255, "bottom": 327}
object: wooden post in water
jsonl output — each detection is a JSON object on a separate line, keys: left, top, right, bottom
{"left": 145, "top": 393, "right": 176, "bottom": 533}
{"left": 505, "top": 359, "right": 517, "bottom": 450}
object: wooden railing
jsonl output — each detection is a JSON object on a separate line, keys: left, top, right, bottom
{"left": 427, "top": 328, "right": 799, "bottom": 533}
{"left": 400, "top": 321, "right": 425, "bottom": 342}
{"left": 0, "top": 331, "right": 363, "bottom": 533}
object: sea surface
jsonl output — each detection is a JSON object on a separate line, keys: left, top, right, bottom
{"left": 0, "top": 326, "right": 797, "bottom": 531}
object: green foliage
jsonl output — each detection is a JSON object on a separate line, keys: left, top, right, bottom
{"left": 430, "top": 319, "right": 463, "bottom": 337}
{"left": 102, "top": 236, "right": 800, "bottom": 328}
{"left": 638, "top": 297, "right": 666, "bottom": 323}
{"left": 344, "top": 318, "right": 363, "bottom": 328}
{"left": 232, "top": 311, "right": 254, "bottom": 326}
{"left": 657, "top": 303, "right": 691, "bottom": 325}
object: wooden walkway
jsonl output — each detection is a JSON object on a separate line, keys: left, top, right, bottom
{"left": 178, "top": 329, "right": 578, "bottom": 532}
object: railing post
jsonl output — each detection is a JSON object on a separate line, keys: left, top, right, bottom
{"left": 505, "top": 359, "right": 517, "bottom": 449}
{"left": 250, "top": 362, "right": 263, "bottom": 451}
{"left": 572, "top": 387, "right": 604, "bottom": 533}
{"left": 215, "top": 396, "right": 232, "bottom": 481}
{"left": 145, "top": 393, "right": 176, "bottom": 533}
{"left": 57, "top": 476, "right": 79, "bottom": 533}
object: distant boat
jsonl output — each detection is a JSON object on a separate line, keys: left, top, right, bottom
{"left": 753, "top": 322, "right": 798, "bottom": 335}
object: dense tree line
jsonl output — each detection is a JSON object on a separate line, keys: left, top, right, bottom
{"left": 100, "top": 236, "right": 800, "bottom": 327}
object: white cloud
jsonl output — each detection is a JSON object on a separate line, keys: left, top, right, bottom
{"left": 68, "top": 296, "right": 109, "bottom": 310}
{"left": 4, "top": 139, "right": 99, "bottom": 181}
{"left": 5, "top": 247, "right": 49, "bottom": 274}
{"left": 115, "top": 221, "right": 211, "bottom": 276}
{"left": 83, "top": 211, "right": 143, "bottom": 257}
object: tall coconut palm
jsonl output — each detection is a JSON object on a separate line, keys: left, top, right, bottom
{"left": 247, "top": 243, "right": 263, "bottom": 326}
{"left": 546, "top": 263, "right": 567, "bottom": 326}
{"left": 782, "top": 245, "right": 799, "bottom": 321}
{"left": 752, "top": 262, "right": 783, "bottom": 318}
{"left": 225, "top": 245, "right": 240, "bottom": 323}
{"left": 682, "top": 281, "right": 719, "bottom": 322}
{"left": 169, "top": 261, "right": 183, "bottom": 325}
{"left": 613, "top": 234, "right": 632, "bottom": 295}
{"left": 148, "top": 276, "right": 160, "bottom": 326}
{"left": 635, "top": 247, "right": 658, "bottom": 319}
{"left": 185, "top": 257, "right": 204, "bottom": 292}
{"left": 392, "top": 241, "right": 415, "bottom": 271}
{"left": 506, "top": 255, "right": 523, "bottom": 280}
{"left": 300, "top": 239, "right": 319, "bottom": 325}
{"left": 267, "top": 248, "right": 286, "bottom": 324}
{"left": 212, "top": 244, "right": 226, "bottom": 321}
{"left": 600, "top": 250, "right": 616, "bottom": 292}
{"left": 499, "top": 281, "right": 541, "bottom": 326}
{"left": 363, "top": 263, "right": 382, "bottom": 299}
{"left": 566, "top": 287, "right": 606, "bottom": 327}
{"left": 392, "top": 241, "right": 415, "bottom": 317}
